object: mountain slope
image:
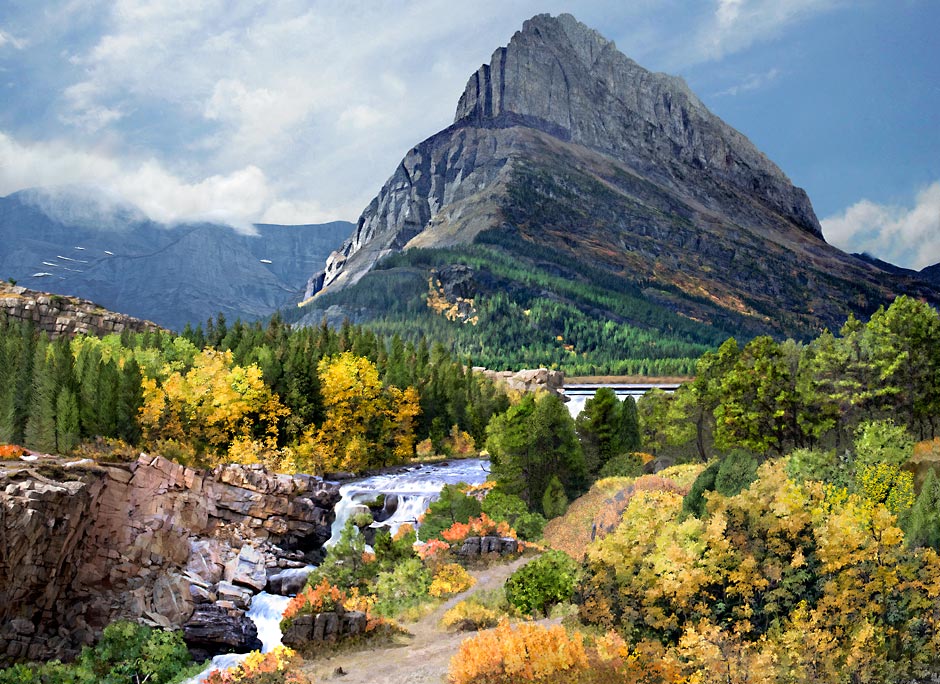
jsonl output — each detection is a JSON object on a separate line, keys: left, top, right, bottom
{"left": 298, "top": 13, "right": 937, "bottom": 369}
{"left": 0, "top": 190, "right": 351, "bottom": 330}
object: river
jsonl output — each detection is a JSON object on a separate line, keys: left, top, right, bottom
{"left": 563, "top": 382, "right": 680, "bottom": 418}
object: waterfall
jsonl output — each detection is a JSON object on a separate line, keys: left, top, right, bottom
{"left": 183, "top": 570, "right": 312, "bottom": 684}
{"left": 327, "top": 458, "right": 490, "bottom": 544}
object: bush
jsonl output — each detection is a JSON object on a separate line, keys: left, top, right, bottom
{"left": 482, "top": 491, "right": 546, "bottom": 541}
{"left": 441, "top": 599, "right": 502, "bottom": 631}
{"left": 682, "top": 460, "right": 719, "bottom": 519}
{"left": 205, "top": 646, "right": 305, "bottom": 684}
{"left": 449, "top": 619, "right": 587, "bottom": 684}
{"left": 429, "top": 563, "right": 475, "bottom": 597}
{"left": 374, "top": 557, "right": 433, "bottom": 617}
{"left": 714, "top": 449, "right": 758, "bottom": 497}
{"left": 419, "top": 484, "right": 482, "bottom": 541}
{"left": 541, "top": 475, "right": 569, "bottom": 519}
{"left": 505, "top": 550, "right": 579, "bottom": 616}
{"left": 597, "top": 452, "right": 644, "bottom": 479}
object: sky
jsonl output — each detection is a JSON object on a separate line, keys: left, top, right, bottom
{"left": 0, "top": 0, "right": 937, "bottom": 268}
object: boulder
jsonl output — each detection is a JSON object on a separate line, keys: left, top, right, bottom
{"left": 225, "top": 545, "right": 268, "bottom": 592}
{"left": 182, "top": 604, "right": 262, "bottom": 656}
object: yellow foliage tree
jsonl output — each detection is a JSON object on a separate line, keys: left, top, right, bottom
{"left": 299, "top": 352, "right": 420, "bottom": 473}
{"left": 139, "top": 348, "right": 287, "bottom": 462}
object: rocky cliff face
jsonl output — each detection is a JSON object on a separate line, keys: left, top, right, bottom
{"left": 304, "top": 13, "right": 938, "bottom": 338}
{"left": 0, "top": 283, "right": 163, "bottom": 338}
{"left": 0, "top": 455, "right": 340, "bottom": 664}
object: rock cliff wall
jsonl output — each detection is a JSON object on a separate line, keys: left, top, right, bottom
{"left": 0, "top": 455, "right": 340, "bottom": 664}
{"left": 0, "top": 283, "right": 162, "bottom": 338}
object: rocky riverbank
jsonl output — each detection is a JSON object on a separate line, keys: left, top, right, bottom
{"left": 0, "top": 454, "right": 340, "bottom": 665}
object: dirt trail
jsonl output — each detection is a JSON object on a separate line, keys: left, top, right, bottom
{"left": 299, "top": 555, "right": 534, "bottom": 684}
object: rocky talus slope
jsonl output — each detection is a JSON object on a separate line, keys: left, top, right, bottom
{"left": 304, "top": 13, "right": 937, "bottom": 338}
{"left": 0, "top": 455, "right": 340, "bottom": 664}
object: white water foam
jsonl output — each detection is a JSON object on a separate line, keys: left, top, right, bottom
{"left": 327, "top": 458, "right": 490, "bottom": 544}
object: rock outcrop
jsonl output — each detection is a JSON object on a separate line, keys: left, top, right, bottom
{"left": 475, "top": 367, "right": 566, "bottom": 400}
{"left": 0, "top": 283, "right": 162, "bottom": 338}
{"left": 303, "top": 12, "right": 938, "bottom": 339}
{"left": 0, "top": 455, "right": 340, "bottom": 664}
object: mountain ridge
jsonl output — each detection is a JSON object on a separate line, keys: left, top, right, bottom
{"left": 0, "top": 190, "right": 351, "bottom": 330}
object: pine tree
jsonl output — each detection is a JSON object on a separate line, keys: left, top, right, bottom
{"left": 116, "top": 357, "right": 143, "bottom": 443}
{"left": 24, "top": 340, "right": 58, "bottom": 453}
{"left": 905, "top": 468, "right": 940, "bottom": 551}
{"left": 55, "top": 388, "right": 80, "bottom": 453}
{"left": 618, "top": 395, "right": 641, "bottom": 453}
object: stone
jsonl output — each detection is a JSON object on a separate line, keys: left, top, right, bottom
{"left": 216, "top": 581, "right": 253, "bottom": 610}
{"left": 0, "top": 452, "right": 339, "bottom": 666}
{"left": 151, "top": 574, "right": 194, "bottom": 625}
{"left": 226, "top": 544, "right": 268, "bottom": 592}
{"left": 281, "top": 615, "right": 314, "bottom": 647}
{"left": 182, "top": 604, "right": 262, "bottom": 656}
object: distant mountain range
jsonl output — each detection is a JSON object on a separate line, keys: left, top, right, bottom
{"left": 295, "top": 13, "right": 939, "bottom": 371}
{"left": 0, "top": 189, "right": 350, "bottom": 331}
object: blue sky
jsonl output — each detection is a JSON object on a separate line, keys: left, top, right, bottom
{"left": 0, "top": 1, "right": 937, "bottom": 268}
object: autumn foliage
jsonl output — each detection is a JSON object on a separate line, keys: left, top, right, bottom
{"left": 429, "top": 563, "right": 476, "bottom": 597}
{"left": 0, "top": 444, "right": 28, "bottom": 460}
{"left": 440, "top": 513, "right": 516, "bottom": 544}
{"left": 205, "top": 646, "right": 305, "bottom": 684}
{"left": 282, "top": 578, "right": 345, "bottom": 623}
{"left": 449, "top": 620, "right": 587, "bottom": 684}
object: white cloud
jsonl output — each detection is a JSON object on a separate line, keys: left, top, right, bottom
{"left": 0, "top": 130, "right": 274, "bottom": 229}
{"left": 680, "top": 0, "right": 841, "bottom": 65}
{"left": 1, "top": 0, "right": 856, "bottom": 230}
{"left": 0, "top": 27, "right": 27, "bottom": 50}
{"left": 714, "top": 67, "right": 780, "bottom": 97}
{"left": 822, "top": 182, "right": 940, "bottom": 270}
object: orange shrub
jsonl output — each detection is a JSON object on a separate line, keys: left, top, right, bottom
{"left": 0, "top": 444, "right": 28, "bottom": 460}
{"left": 441, "top": 513, "right": 516, "bottom": 544}
{"left": 449, "top": 619, "right": 588, "bottom": 683}
{"left": 282, "top": 578, "right": 345, "bottom": 622}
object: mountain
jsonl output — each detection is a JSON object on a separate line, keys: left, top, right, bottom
{"left": 0, "top": 190, "right": 351, "bottom": 330}
{"left": 297, "top": 13, "right": 937, "bottom": 372}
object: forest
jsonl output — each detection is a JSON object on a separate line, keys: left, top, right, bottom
{"left": 0, "top": 314, "right": 508, "bottom": 473}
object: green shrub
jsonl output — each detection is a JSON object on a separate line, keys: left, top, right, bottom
{"left": 682, "top": 460, "right": 719, "bottom": 519}
{"left": 482, "top": 491, "right": 546, "bottom": 541}
{"left": 419, "top": 484, "right": 482, "bottom": 541}
{"left": 374, "top": 557, "right": 433, "bottom": 617}
{"left": 505, "top": 550, "right": 579, "bottom": 617}
{"left": 597, "top": 452, "right": 644, "bottom": 479}
{"left": 541, "top": 475, "right": 569, "bottom": 519}
{"left": 714, "top": 449, "right": 758, "bottom": 497}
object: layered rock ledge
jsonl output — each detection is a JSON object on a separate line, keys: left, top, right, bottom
{"left": 0, "top": 454, "right": 340, "bottom": 664}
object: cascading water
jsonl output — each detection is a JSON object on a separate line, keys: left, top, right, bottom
{"left": 185, "top": 459, "right": 489, "bottom": 682}
{"left": 327, "top": 458, "right": 490, "bottom": 544}
{"left": 184, "top": 567, "right": 314, "bottom": 684}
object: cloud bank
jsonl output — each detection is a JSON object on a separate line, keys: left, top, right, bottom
{"left": 822, "top": 181, "right": 940, "bottom": 270}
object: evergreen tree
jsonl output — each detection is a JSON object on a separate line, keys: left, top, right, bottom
{"left": 905, "top": 468, "right": 940, "bottom": 551}
{"left": 24, "top": 340, "right": 57, "bottom": 453}
{"left": 487, "top": 392, "right": 586, "bottom": 511}
{"left": 55, "top": 388, "right": 80, "bottom": 453}
{"left": 618, "top": 394, "right": 641, "bottom": 453}
{"left": 116, "top": 358, "right": 143, "bottom": 443}
{"left": 576, "top": 387, "right": 622, "bottom": 477}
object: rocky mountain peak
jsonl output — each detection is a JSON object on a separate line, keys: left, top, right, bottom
{"left": 307, "top": 12, "right": 831, "bottom": 303}
{"left": 452, "top": 12, "right": 820, "bottom": 239}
